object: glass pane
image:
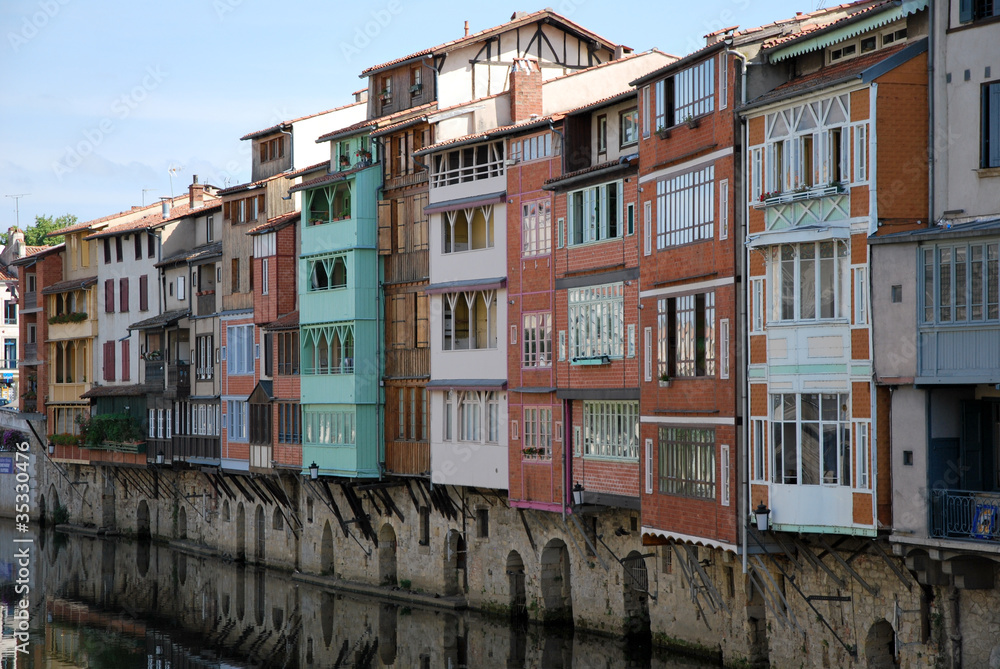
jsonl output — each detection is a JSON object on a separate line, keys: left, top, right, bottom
{"left": 800, "top": 244, "right": 816, "bottom": 319}
{"left": 800, "top": 420, "right": 820, "bottom": 485}
{"left": 822, "top": 425, "right": 838, "bottom": 484}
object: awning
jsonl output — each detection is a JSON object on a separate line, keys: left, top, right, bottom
{"left": 424, "top": 191, "right": 506, "bottom": 215}
{"left": 425, "top": 277, "right": 506, "bottom": 295}
{"left": 426, "top": 379, "right": 507, "bottom": 392}
{"left": 745, "top": 224, "right": 851, "bottom": 249}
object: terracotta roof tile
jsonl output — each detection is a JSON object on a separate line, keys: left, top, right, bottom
{"left": 316, "top": 101, "right": 438, "bottom": 143}
{"left": 543, "top": 157, "right": 637, "bottom": 188}
{"left": 239, "top": 100, "right": 367, "bottom": 140}
{"left": 285, "top": 160, "right": 330, "bottom": 179}
{"left": 735, "top": 0, "right": 883, "bottom": 39}
{"left": 55, "top": 196, "right": 188, "bottom": 237}
{"left": 11, "top": 243, "right": 64, "bottom": 266}
{"left": 761, "top": 0, "right": 894, "bottom": 50}
{"left": 288, "top": 164, "right": 373, "bottom": 194}
{"left": 0, "top": 269, "right": 17, "bottom": 282}
{"left": 248, "top": 211, "right": 299, "bottom": 235}
{"left": 41, "top": 276, "right": 97, "bottom": 295}
{"left": 265, "top": 310, "right": 299, "bottom": 330}
{"left": 217, "top": 172, "right": 287, "bottom": 196}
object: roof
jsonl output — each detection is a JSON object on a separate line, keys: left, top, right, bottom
{"left": 217, "top": 172, "right": 286, "bottom": 196}
{"left": 361, "top": 9, "right": 628, "bottom": 77}
{"left": 128, "top": 309, "right": 189, "bottom": 331}
{"left": 239, "top": 100, "right": 366, "bottom": 141}
{"left": 543, "top": 157, "right": 638, "bottom": 190}
{"left": 186, "top": 242, "right": 222, "bottom": 264}
{"left": 248, "top": 211, "right": 299, "bottom": 235}
{"left": 630, "top": 41, "right": 727, "bottom": 87}
{"left": 55, "top": 196, "right": 188, "bottom": 237}
{"left": 316, "top": 101, "right": 437, "bottom": 143}
{"left": 0, "top": 269, "right": 15, "bottom": 282}
{"left": 740, "top": 39, "right": 921, "bottom": 112}
{"left": 41, "top": 276, "right": 97, "bottom": 295}
{"left": 288, "top": 164, "right": 372, "bottom": 194}
{"left": 10, "top": 243, "right": 64, "bottom": 266}
{"left": 264, "top": 310, "right": 299, "bottom": 331}
{"left": 83, "top": 200, "right": 221, "bottom": 241}
{"left": 414, "top": 114, "right": 562, "bottom": 156}
{"left": 869, "top": 216, "right": 1000, "bottom": 245}
{"left": 81, "top": 384, "right": 160, "bottom": 399}
{"left": 734, "top": 0, "right": 885, "bottom": 42}
{"left": 285, "top": 160, "right": 330, "bottom": 179}
{"left": 154, "top": 248, "right": 191, "bottom": 269}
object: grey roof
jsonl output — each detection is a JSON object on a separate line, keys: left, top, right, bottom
{"left": 868, "top": 216, "right": 1000, "bottom": 245}
{"left": 128, "top": 309, "right": 190, "bottom": 331}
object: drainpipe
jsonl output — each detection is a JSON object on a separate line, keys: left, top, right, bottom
{"left": 563, "top": 398, "right": 571, "bottom": 522}
{"left": 928, "top": 0, "right": 935, "bottom": 224}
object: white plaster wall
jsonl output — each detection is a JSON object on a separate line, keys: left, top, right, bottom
{"left": 872, "top": 242, "right": 918, "bottom": 380}
{"left": 541, "top": 51, "right": 673, "bottom": 116}
{"left": 292, "top": 102, "right": 366, "bottom": 170}
{"left": 890, "top": 385, "right": 928, "bottom": 538}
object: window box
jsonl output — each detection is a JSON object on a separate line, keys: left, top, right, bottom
{"left": 571, "top": 355, "right": 611, "bottom": 366}
{"left": 409, "top": 83, "right": 422, "bottom": 94}
{"left": 753, "top": 183, "right": 844, "bottom": 209}
{"left": 656, "top": 126, "right": 671, "bottom": 140}
{"left": 658, "top": 374, "right": 671, "bottom": 387}
{"left": 684, "top": 115, "right": 700, "bottom": 130}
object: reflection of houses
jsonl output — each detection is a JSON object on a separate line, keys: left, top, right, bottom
{"left": 14, "top": 242, "right": 63, "bottom": 418}
{"left": 0, "top": 228, "right": 28, "bottom": 405}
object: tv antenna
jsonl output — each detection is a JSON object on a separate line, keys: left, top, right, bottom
{"left": 142, "top": 188, "right": 157, "bottom": 206}
{"left": 4, "top": 194, "right": 29, "bottom": 228}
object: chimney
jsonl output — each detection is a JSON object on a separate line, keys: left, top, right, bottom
{"left": 464, "top": 20, "right": 469, "bottom": 36}
{"left": 11, "top": 227, "right": 25, "bottom": 259}
{"left": 509, "top": 58, "right": 542, "bottom": 123}
{"left": 189, "top": 174, "right": 205, "bottom": 209}
{"left": 161, "top": 197, "right": 171, "bottom": 218}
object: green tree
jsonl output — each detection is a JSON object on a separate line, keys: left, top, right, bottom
{"left": 1, "top": 214, "right": 76, "bottom": 246}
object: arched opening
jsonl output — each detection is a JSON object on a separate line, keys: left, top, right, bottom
{"left": 320, "top": 592, "right": 335, "bottom": 648}
{"left": 378, "top": 604, "right": 398, "bottom": 666}
{"left": 178, "top": 506, "right": 188, "bottom": 540}
{"left": 444, "top": 530, "right": 468, "bottom": 596}
{"left": 321, "top": 521, "right": 335, "bottom": 575}
{"left": 136, "top": 500, "right": 150, "bottom": 538}
{"left": 272, "top": 507, "right": 283, "bottom": 531}
{"left": 177, "top": 553, "right": 188, "bottom": 586}
{"left": 378, "top": 524, "right": 397, "bottom": 586}
{"left": 222, "top": 499, "right": 231, "bottom": 522}
{"left": 255, "top": 505, "right": 265, "bottom": 562}
{"left": 622, "top": 550, "right": 651, "bottom": 639}
{"left": 506, "top": 551, "right": 527, "bottom": 622}
{"left": 865, "top": 619, "right": 899, "bottom": 668}
{"left": 540, "top": 538, "right": 573, "bottom": 625}
{"left": 236, "top": 503, "right": 246, "bottom": 561}
{"left": 48, "top": 484, "right": 61, "bottom": 519}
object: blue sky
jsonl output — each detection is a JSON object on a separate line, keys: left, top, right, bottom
{"left": 0, "top": 0, "right": 816, "bottom": 226}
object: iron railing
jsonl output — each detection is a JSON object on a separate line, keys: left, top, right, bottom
{"left": 931, "top": 489, "right": 1000, "bottom": 542}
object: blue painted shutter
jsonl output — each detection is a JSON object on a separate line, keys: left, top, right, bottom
{"left": 989, "top": 83, "right": 1000, "bottom": 168}
{"left": 960, "top": 0, "right": 973, "bottom": 23}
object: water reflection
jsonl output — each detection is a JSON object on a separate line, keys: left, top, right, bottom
{"left": 0, "top": 520, "right": 719, "bottom": 668}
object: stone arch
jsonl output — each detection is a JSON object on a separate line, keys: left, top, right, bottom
{"left": 622, "top": 550, "right": 651, "bottom": 639}
{"left": 222, "top": 499, "right": 231, "bottom": 522}
{"left": 865, "top": 619, "right": 899, "bottom": 668}
{"left": 506, "top": 550, "right": 527, "bottom": 620}
{"left": 136, "top": 500, "right": 150, "bottom": 538}
{"left": 254, "top": 504, "right": 265, "bottom": 562}
{"left": 443, "top": 530, "right": 468, "bottom": 596}
{"left": 378, "top": 603, "right": 398, "bottom": 666}
{"left": 320, "top": 591, "right": 335, "bottom": 648}
{"left": 378, "top": 524, "right": 397, "bottom": 586}
{"left": 177, "top": 553, "right": 188, "bottom": 586}
{"left": 178, "top": 506, "right": 188, "bottom": 540}
{"left": 48, "top": 484, "right": 60, "bottom": 518}
{"left": 272, "top": 507, "right": 283, "bottom": 531}
{"left": 540, "top": 538, "right": 573, "bottom": 625}
{"left": 236, "top": 503, "right": 246, "bottom": 561}
{"left": 321, "top": 521, "right": 335, "bottom": 575}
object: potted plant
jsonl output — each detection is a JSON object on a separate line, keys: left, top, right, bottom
{"left": 659, "top": 373, "right": 671, "bottom": 387}
{"left": 656, "top": 125, "right": 671, "bottom": 139}
{"left": 684, "top": 115, "right": 699, "bottom": 129}
{"left": 339, "top": 155, "right": 351, "bottom": 169}
{"left": 409, "top": 83, "right": 422, "bottom": 94}
{"left": 522, "top": 446, "right": 538, "bottom": 458}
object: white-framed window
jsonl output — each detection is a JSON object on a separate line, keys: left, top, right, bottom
{"left": 720, "top": 444, "right": 730, "bottom": 506}
{"left": 761, "top": 94, "right": 852, "bottom": 195}
{"left": 568, "top": 282, "right": 624, "bottom": 359}
{"left": 854, "top": 123, "right": 868, "bottom": 182}
{"left": 558, "top": 330, "right": 566, "bottom": 361}
{"left": 522, "top": 312, "right": 552, "bottom": 368}
{"left": 302, "top": 324, "right": 354, "bottom": 374}
{"left": 450, "top": 390, "right": 500, "bottom": 444}
{"left": 642, "top": 85, "right": 651, "bottom": 138}
{"left": 627, "top": 323, "right": 636, "bottom": 358}
{"left": 645, "top": 437, "right": 654, "bottom": 494}
{"left": 165, "top": 410, "right": 172, "bottom": 439}
{"left": 626, "top": 203, "right": 635, "bottom": 236}
{"left": 658, "top": 426, "right": 715, "bottom": 498}
{"left": 771, "top": 242, "right": 850, "bottom": 322}
{"left": 226, "top": 400, "right": 248, "bottom": 441}
{"left": 853, "top": 267, "right": 868, "bottom": 325}
{"left": 308, "top": 255, "right": 348, "bottom": 291}
{"left": 751, "top": 417, "right": 766, "bottom": 482}
{"left": 654, "top": 58, "right": 715, "bottom": 130}
{"left": 557, "top": 217, "right": 566, "bottom": 249}
{"left": 303, "top": 409, "right": 355, "bottom": 446}
{"left": 226, "top": 325, "right": 254, "bottom": 375}
{"left": 522, "top": 199, "right": 552, "bottom": 257}
{"left": 568, "top": 180, "right": 623, "bottom": 246}
{"left": 856, "top": 421, "right": 871, "bottom": 489}
{"left": 177, "top": 276, "right": 186, "bottom": 301}
{"left": 771, "top": 393, "right": 850, "bottom": 486}
{"left": 656, "top": 165, "right": 714, "bottom": 249}
{"left": 443, "top": 291, "right": 497, "bottom": 350}
{"left": 657, "top": 292, "right": 716, "bottom": 378}
{"left": 443, "top": 205, "right": 494, "bottom": 253}
{"left": 643, "top": 200, "right": 652, "bottom": 256}
{"left": 522, "top": 407, "right": 552, "bottom": 459}
{"left": 620, "top": 108, "right": 639, "bottom": 148}
{"left": 719, "top": 179, "right": 729, "bottom": 240}
{"left": 922, "top": 242, "right": 1000, "bottom": 323}
{"left": 582, "top": 401, "right": 639, "bottom": 459}
{"left": 509, "top": 132, "right": 555, "bottom": 163}
{"left": 751, "top": 147, "right": 763, "bottom": 202}
{"left": 719, "top": 318, "right": 730, "bottom": 379}
{"left": 261, "top": 258, "right": 269, "bottom": 295}
{"left": 718, "top": 53, "right": 727, "bottom": 110}
{"left": 751, "top": 278, "right": 765, "bottom": 333}
{"left": 444, "top": 392, "right": 454, "bottom": 441}
{"left": 148, "top": 409, "right": 156, "bottom": 439}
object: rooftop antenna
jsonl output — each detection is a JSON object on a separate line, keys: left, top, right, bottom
{"left": 168, "top": 165, "right": 183, "bottom": 199}
{"left": 142, "top": 188, "right": 157, "bottom": 207}
{"left": 5, "top": 194, "right": 29, "bottom": 228}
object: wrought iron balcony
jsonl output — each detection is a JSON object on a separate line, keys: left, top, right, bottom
{"left": 931, "top": 489, "right": 1000, "bottom": 543}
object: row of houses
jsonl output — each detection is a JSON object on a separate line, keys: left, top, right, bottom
{"left": 13, "top": 1, "right": 1000, "bottom": 664}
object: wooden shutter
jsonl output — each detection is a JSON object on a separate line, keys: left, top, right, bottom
{"left": 395, "top": 198, "right": 407, "bottom": 252}
{"left": 416, "top": 292, "right": 429, "bottom": 348}
{"left": 264, "top": 332, "right": 273, "bottom": 377}
{"left": 105, "top": 279, "right": 115, "bottom": 313}
{"left": 121, "top": 340, "right": 130, "bottom": 381}
{"left": 224, "top": 201, "right": 231, "bottom": 221}
{"left": 257, "top": 194, "right": 265, "bottom": 218}
{"left": 120, "top": 277, "right": 129, "bottom": 312}
{"left": 104, "top": 341, "right": 115, "bottom": 381}
{"left": 139, "top": 274, "right": 148, "bottom": 311}
{"left": 377, "top": 200, "right": 392, "bottom": 255}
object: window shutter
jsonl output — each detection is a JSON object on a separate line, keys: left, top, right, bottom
{"left": 416, "top": 293, "right": 429, "bottom": 348}
{"left": 139, "top": 274, "right": 148, "bottom": 311}
{"left": 377, "top": 200, "right": 392, "bottom": 255}
{"left": 960, "top": 0, "right": 973, "bottom": 22}
{"left": 121, "top": 339, "right": 130, "bottom": 381}
{"left": 120, "top": 277, "right": 129, "bottom": 312}
{"left": 105, "top": 279, "right": 115, "bottom": 313}
{"left": 989, "top": 83, "right": 1000, "bottom": 168}
{"left": 104, "top": 341, "right": 115, "bottom": 381}
{"left": 405, "top": 292, "right": 417, "bottom": 346}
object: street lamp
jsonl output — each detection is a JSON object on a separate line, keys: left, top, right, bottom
{"left": 47, "top": 441, "right": 54, "bottom": 455}
{"left": 572, "top": 483, "right": 584, "bottom": 506}
{"left": 309, "top": 461, "right": 319, "bottom": 480}
{"left": 753, "top": 502, "right": 771, "bottom": 532}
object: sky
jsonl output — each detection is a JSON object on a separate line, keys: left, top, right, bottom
{"left": 0, "top": 0, "right": 818, "bottom": 228}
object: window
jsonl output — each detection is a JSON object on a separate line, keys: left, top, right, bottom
{"left": 861, "top": 36, "right": 878, "bottom": 53}
{"left": 597, "top": 115, "right": 607, "bottom": 153}
{"left": 762, "top": 95, "right": 852, "bottom": 194}
{"left": 115, "top": 236, "right": 123, "bottom": 262}
{"left": 656, "top": 165, "right": 714, "bottom": 248}
{"left": 272, "top": 508, "right": 283, "bottom": 531}
{"left": 391, "top": 292, "right": 429, "bottom": 349}
{"left": 476, "top": 508, "right": 489, "bottom": 538}
{"left": 522, "top": 313, "right": 552, "bottom": 368}
{"left": 395, "top": 386, "right": 427, "bottom": 442}
{"left": 658, "top": 427, "right": 715, "bottom": 498}
{"left": 771, "top": 393, "right": 850, "bottom": 486}
{"left": 147, "top": 232, "right": 155, "bottom": 258}
{"left": 419, "top": 506, "right": 430, "bottom": 545}
{"left": 176, "top": 276, "right": 186, "bottom": 301}
{"left": 718, "top": 54, "right": 728, "bottom": 109}
{"left": 521, "top": 199, "right": 551, "bottom": 257}
{"left": 752, "top": 148, "right": 763, "bottom": 202}
{"left": 410, "top": 65, "right": 422, "bottom": 95}
{"left": 225, "top": 194, "right": 264, "bottom": 224}
{"left": 231, "top": 258, "right": 240, "bottom": 293}
{"left": 568, "top": 282, "right": 624, "bottom": 359}
{"left": 522, "top": 407, "right": 552, "bottom": 459}
{"left": 642, "top": 85, "right": 651, "bottom": 138}
{"left": 751, "top": 418, "right": 766, "bottom": 482}
{"left": 442, "top": 205, "right": 494, "bottom": 253}
{"left": 568, "top": 180, "right": 623, "bottom": 245}
{"left": 305, "top": 409, "right": 355, "bottom": 445}
{"left": 380, "top": 75, "right": 392, "bottom": 105}
{"left": 27, "top": 324, "right": 36, "bottom": 345}
{"left": 26, "top": 274, "right": 36, "bottom": 294}
{"left": 828, "top": 43, "right": 857, "bottom": 63}
{"left": 442, "top": 291, "right": 497, "bottom": 350}
{"left": 302, "top": 324, "right": 354, "bottom": 374}
{"left": 121, "top": 339, "right": 130, "bottom": 381}
{"left": 277, "top": 331, "right": 299, "bottom": 375}
{"left": 655, "top": 58, "right": 714, "bottom": 130}
{"left": 582, "top": 401, "right": 639, "bottom": 459}
{"left": 962, "top": 0, "right": 1000, "bottom": 22}
{"left": 196, "top": 335, "right": 214, "bottom": 380}
{"left": 308, "top": 256, "right": 348, "bottom": 291}
{"left": 923, "top": 242, "right": 1000, "bottom": 323}
{"left": 719, "top": 318, "right": 730, "bottom": 379}
{"left": 277, "top": 402, "right": 302, "bottom": 444}
{"left": 431, "top": 140, "right": 504, "bottom": 189}
{"left": 644, "top": 326, "right": 652, "bottom": 382}
{"left": 881, "top": 27, "right": 907, "bottom": 45}
{"left": 3, "top": 300, "right": 16, "bottom": 325}
{"left": 854, "top": 123, "right": 868, "bottom": 182}
{"left": 721, "top": 444, "right": 731, "bottom": 506}
{"left": 250, "top": 403, "right": 271, "bottom": 445}
{"left": 643, "top": 201, "right": 652, "bottom": 256}
{"left": 771, "top": 242, "right": 849, "bottom": 321}
{"left": 719, "top": 179, "right": 729, "bottom": 240}
{"left": 853, "top": 267, "right": 868, "bottom": 325}
{"left": 645, "top": 438, "right": 654, "bottom": 493}
{"left": 261, "top": 258, "right": 269, "bottom": 295}
{"left": 51, "top": 406, "right": 87, "bottom": 436}
{"left": 444, "top": 390, "right": 498, "bottom": 443}
{"left": 226, "top": 400, "right": 248, "bottom": 441}
{"left": 259, "top": 136, "right": 285, "bottom": 163}
{"left": 983, "top": 81, "right": 1000, "bottom": 169}
{"left": 226, "top": 325, "right": 254, "bottom": 375}
{"left": 306, "top": 183, "right": 351, "bottom": 225}
{"left": 3, "top": 339, "right": 15, "bottom": 369}
{"left": 856, "top": 422, "right": 871, "bottom": 489}
{"left": 510, "top": 132, "right": 555, "bottom": 163}
{"left": 620, "top": 108, "right": 639, "bottom": 148}
{"left": 207, "top": 215, "right": 215, "bottom": 243}
{"left": 104, "top": 279, "right": 115, "bottom": 313}
{"left": 657, "top": 292, "right": 716, "bottom": 379}
{"left": 103, "top": 238, "right": 112, "bottom": 263}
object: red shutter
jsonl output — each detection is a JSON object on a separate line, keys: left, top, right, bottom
{"left": 120, "top": 277, "right": 129, "bottom": 312}
{"left": 105, "top": 279, "right": 115, "bottom": 313}
{"left": 121, "top": 340, "right": 130, "bottom": 381}
{"left": 139, "top": 275, "right": 148, "bottom": 311}
{"left": 104, "top": 341, "right": 116, "bottom": 381}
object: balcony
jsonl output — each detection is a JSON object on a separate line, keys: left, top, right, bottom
{"left": 384, "top": 348, "right": 429, "bottom": 379}
{"left": 48, "top": 317, "right": 97, "bottom": 340}
{"left": 918, "top": 326, "right": 1000, "bottom": 382}
{"left": 385, "top": 170, "right": 428, "bottom": 191}
{"left": 150, "top": 434, "right": 221, "bottom": 463}
{"left": 385, "top": 440, "right": 429, "bottom": 476}
{"left": 145, "top": 361, "right": 190, "bottom": 398}
{"left": 196, "top": 291, "right": 216, "bottom": 317}
{"left": 385, "top": 250, "right": 429, "bottom": 284}
{"left": 931, "top": 489, "right": 1000, "bottom": 543}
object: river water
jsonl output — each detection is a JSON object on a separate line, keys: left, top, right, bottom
{"left": 0, "top": 520, "right": 720, "bottom": 668}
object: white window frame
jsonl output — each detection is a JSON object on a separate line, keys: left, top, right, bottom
{"left": 643, "top": 200, "right": 652, "bottom": 256}
{"left": 522, "top": 199, "right": 552, "bottom": 257}
{"left": 226, "top": 324, "right": 254, "bottom": 375}
{"left": 567, "top": 180, "right": 624, "bottom": 246}
{"left": 627, "top": 324, "right": 636, "bottom": 359}
{"left": 568, "top": 282, "right": 624, "bottom": 359}
{"left": 752, "top": 278, "right": 765, "bottom": 333}
{"left": 522, "top": 407, "right": 552, "bottom": 459}
{"left": 770, "top": 242, "right": 850, "bottom": 323}
{"left": 656, "top": 165, "right": 714, "bottom": 249}
{"left": 645, "top": 437, "right": 654, "bottom": 494}
{"left": 261, "top": 257, "right": 269, "bottom": 295}
{"left": 643, "top": 326, "right": 652, "bottom": 382}
{"left": 522, "top": 312, "right": 552, "bottom": 368}
{"left": 718, "top": 54, "right": 727, "bottom": 110}
{"left": 177, "top": 275, "right": 186, "bottom": 301}
{"left": 719, "top": 178, "right": 729, "bottom": 241}
{"left": 853, "top": 123, "right": 868, "bottom": 183}
{"left": 582, "top": 401, "right": 639, "bottom": 460}
{"left": 719, "top": 318, "right": 730, "bottom": 379}
{"left": 720, "top": 444, "right": 730, "bottom": 506}
{"left": 853, "top": 267, "right": 868, "bottom": 325}
{"left": 856, "top": 421, "right": 871, "bottom": 490}
{"left": 751, "top": 417, "right": 766, "bottom": 482}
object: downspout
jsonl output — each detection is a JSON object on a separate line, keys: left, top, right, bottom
{"left": 927, "top": 0, "right": 936, "bottom": 224}
{"left": 278, "top": 126, "right": 294, "bottom": 174}
{"left": 563, "top": 398, "right": 571, "bottom": 522}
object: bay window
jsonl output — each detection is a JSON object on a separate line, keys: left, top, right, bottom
{"left": 770, "top": 241, "right": 849, "bottom": 322}
{"left": 656, "top": 166, "right": 714, "bottom": 248}
{"left": 522, "top": 313, "right": 552, "bottom": 368}
{"left": 923, "top": 242, "right": 1000, "bottom": 323}
{"left": 771, "top": 393, "right": 850, "bottom": 486}
{"left": 302, "top": 324, "right": 354, "bottom": 374}
{"left": 443, "top": 205, "right": 494, "bottom": 253}
{"left": 582, "top": 401, "right": 638, "bottom": 459}
{"left": 568, "top": 282, "right": 624, "bottom": 359}
{"left": 523, "top": 407, "right": 552, "bottom": 459}
{"left": 442, "top": 291, "right": 497, "bottom": 350}
{"left": 444, "top": 390, "right": 499, "bottom": 444}
{"left": 657, "top": 292, "right": 715, "bottom": 379}
{"left": 658, "top": 427, "right": 715, "bottom": 498}
{"left": 226, "top": 325, "right": 254, "bottom": 375}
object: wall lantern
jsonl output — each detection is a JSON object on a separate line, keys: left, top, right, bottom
{"left": 572, "top": 483, "right": 585, "bottom": 506}
{"left": 753, "top": 502, "right": 771, "bottom": 532}
{"left": 309, "top": 461, "right": 319, "bottom": 480}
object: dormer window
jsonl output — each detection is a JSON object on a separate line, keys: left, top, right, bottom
{"left": 380, "top": 76, "right": 393, "bottom": 106}
{"left": 410, "top": 67, "right": 422, "bottom": 96}
{"left": 259, "top": 137, "right": 285, "bottom": 163}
